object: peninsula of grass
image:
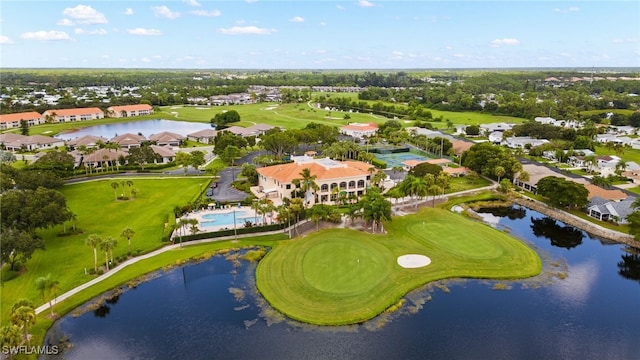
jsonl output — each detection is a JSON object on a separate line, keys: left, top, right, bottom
{"left": 256, "top": 207, "right": 541, "bottom": 325}
{"left": 0, "top": 177, "right": 209, "bottom": 326}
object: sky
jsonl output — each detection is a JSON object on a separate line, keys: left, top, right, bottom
{"left": 0, "top": 0, "right": 638, "bottom": 69}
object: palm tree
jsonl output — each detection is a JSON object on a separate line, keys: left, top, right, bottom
{"left": 428, "top": 184, "right": 441, "bottom": 207}
{"left": 616, "top": 160, "right": 628, "bottom": 174}
{"left": 250, "top": 200, "right": 261, "bottom": 225}
{"left": 9, "top": 300, "right": 36, "bottom": 346}
{"left": 517, "top": 171, "right": 530, "bottom": 183}
{"left": 126, "top": 180, "right": 134, "bottom": 197}
{"left": 436, "top": 172, "right": 450, "bottom": 195}
{"left": 584, "top": 155, "right": 598, "bottom": 173}
{"left": 297, "top": 168, "right": 319, "bottom": 208}
{"left": 120, "top": 227, "right": 135, "bottom": 255}
{"left": 494, "top": 166, "right": 506, "bottom": 183}
{"left": 400, "top": 175, "right": 428, "bottom": 209}
{"left": 100, "top": 236, "right": 117, "bottom": 271}
{"left": 110, "top": 181, "right": 119, "bottom": 200}
{"left": 86, "top": 234, "right": 102, "bottom": 273}
{"left": 259, "top": 198, "right": 274, "bottom": 225}
{"left": 35, "top": 273, "right": 60, "bottom": 317}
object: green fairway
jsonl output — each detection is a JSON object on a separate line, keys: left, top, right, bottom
{"left": 0, "top": 177, "right": 207, "bottom": 326}
{"left": 256, "top": 208, "right": 541, "bottom": 325}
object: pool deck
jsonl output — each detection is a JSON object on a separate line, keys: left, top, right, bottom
{"left": 180, "top": 206, "right": 272, "bottom": 233}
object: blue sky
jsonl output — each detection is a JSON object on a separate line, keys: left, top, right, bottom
{"left": 1, "top": 1, "right": 638, "bottom": 69}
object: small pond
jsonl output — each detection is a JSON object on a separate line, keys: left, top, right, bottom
{"left": 55, "top": 119, "right": 213, "bottom": 140}
{"left": 43, "top": 206, "right": 640, "bottom": 359}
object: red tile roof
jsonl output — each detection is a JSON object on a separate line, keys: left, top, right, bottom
{"left": 257, "top": 160, "right": 372, "bottom": 184}
{"left": 340, "top": 122, "right": 379, "bottom": 132}
{"left": 107, "top": 104, "right": 153, "bottom": 112}
{"left": 0, "top": 112, "right": 43, "bottom": 123}
{"left": 43, "top": 107, "right": 103, "bottom": 116}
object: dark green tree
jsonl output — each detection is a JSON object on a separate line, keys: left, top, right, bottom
{"left": 536, "top": 176, "right": 589, "bottom": 209}
{"left": 0, "top": 227, "right": 44, "bottom": 271}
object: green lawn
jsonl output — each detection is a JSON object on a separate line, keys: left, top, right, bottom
{"left": 595, "top": 145, "right": 640, "bottom": 165}
{"left": 0, "top": 177, "right": 208, "bottom": 327}
{"left": 256, "top": 208, "right": 541, "bottom": 325}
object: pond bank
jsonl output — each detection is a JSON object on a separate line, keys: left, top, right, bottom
{"left": 511, "top": 196, "right": 640, "bottom": 249}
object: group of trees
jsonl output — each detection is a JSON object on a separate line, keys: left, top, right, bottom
{"left": 175, "top": 151, "right": 206, "bottom": 175}
{"left": 0, "top": 299, "right": 37, "bottom": 351}
{"left": 85, "top": 227, "right": 135, "bottom": 273}
{"left": 210, "top": 110, "right": 241, "bottom": 128}
{"left": 462, "top": 142, "right": 522, "bottom": 182}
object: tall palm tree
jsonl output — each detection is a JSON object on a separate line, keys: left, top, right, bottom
{"left": 110, "top": 181, "right": 119, "bottom": 200}
{"left": 259, "top": 198, "right": 274, "bottom": 225}
{"left": 86, "top": 234, "right": 102, "bottom": 272}
{"left": 9, "top": 301, "right": 36, "bottom": 346}
{"left": 120, "top": 227, "right": 135, "bottom": 255}
{"left": 100, "top": 236, "right": 117, "bottom": 271}
{"left": 400, "top": 175, "right": 428, "bottom": 209}
{"left": 494, "top": 166, "right": 506, "bottom": 183}
{"left": 35, "top": 273, "right": 60, "bottom": 317}
{"left": 297, "top": 168, "right": 319, "bottom": 208}
{"left": 126, "top": 180, "right": 134, "bottom": 197}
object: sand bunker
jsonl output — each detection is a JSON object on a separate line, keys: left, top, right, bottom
{"left": 397, "top": 254, "right": 431, "bottom": 268}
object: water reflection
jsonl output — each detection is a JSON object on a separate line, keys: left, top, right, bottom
{"left": 530, "top": 216, "right": 584, "bottom": 249}
{"left": 618, "top": 247, "right": 640, "bottom": 284}
{"left": 549, "top": 260, "right": 598, "bottom": 306}
{"left": 476, "top": 206, "right": 527, "bottom": 220}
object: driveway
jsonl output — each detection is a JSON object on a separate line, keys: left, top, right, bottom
{"left": 208, "top": 167, "right": 248, "bottom": 203}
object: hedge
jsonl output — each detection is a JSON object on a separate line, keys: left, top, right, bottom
{"left": 177, "top": 222, "right": 288, "bottom": 242}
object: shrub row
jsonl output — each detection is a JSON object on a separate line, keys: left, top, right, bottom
{"left": 178, "top": 222, "right": 287, "bottom": 243}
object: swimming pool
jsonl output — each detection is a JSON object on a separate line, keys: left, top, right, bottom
{"left": 200, "top": 211, "right": 262, "bottom": 228}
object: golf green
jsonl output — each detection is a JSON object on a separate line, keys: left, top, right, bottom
{"left": 256, "top": 208, "right": 542, "bottom": 325}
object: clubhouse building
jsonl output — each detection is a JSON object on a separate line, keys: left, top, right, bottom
{"left": 255, "top": 155, "right": 373, "bottom": 205}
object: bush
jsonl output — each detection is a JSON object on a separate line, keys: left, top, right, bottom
{"left": 371, "top": 158, "right": 387, "bottom": 169}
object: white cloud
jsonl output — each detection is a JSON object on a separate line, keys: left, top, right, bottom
{"left": 612, "top": 38, "right": 638, "bottom": 44}
{"left": 218, "top": 26, "right": 276, "bottom": 35}
{"left": 490, "top": 38, "right": 520, "bottom": 47}
{"left": 100, "top": 54, "right": 109, "bottom": 59}
{"left": 336, "top": 5, "right": 345, "bottom": 10}
{"left": 141, "top": 57, "right": 152, "bottom": 63}
{"left": 124, "top": 8, "right": 134, "bottom": 15}
{"left": 319, "top": 21, "right": 326, "bottom": 26}
{"left": 246, "top": 0, "right": 259, "bottom": 3}
{"left": 20, "top": 30, "right": 70, "bottom": 41}
{"left": 152, "top": 6, "right": 180, "bottom": 19}
{"left": 74, "top": 28, "right": 107, "bottom": 35}
{"left": 554, "top": 6, "right": 580, "bottom": 13}
{"left": 127, "top": 28, "right": 162, "bottom": 36}
{"left": 0, "top": 35, "right": 13, "bottom": 44}
{"left": 57, "top": 18, "right": 74, "bottom": 26}
{"left": 62, "top": 5, "right": 108, "bottom": 25}
{"left": 183, "top": 0, "right": 201, "bottom": 6}
{"left": 191, "top": 10, "right": 221, "bottom": 17}
{"left": 358, "top": 0, "right": 375, "bottom": 7}
{"left": 290, "top": 16, "right": 304, "bottom": 23}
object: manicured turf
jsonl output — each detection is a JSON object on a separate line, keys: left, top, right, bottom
{"left": 256, "top": 208, "right": 541, "bottom": 325}
{"left": 0, "top": 177, "right": 207, "bottom": 326}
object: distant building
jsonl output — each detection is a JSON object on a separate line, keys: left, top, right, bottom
{"left": 107, "top": 104, "right": 154, "bottom": 118}
{"left": 42, "top": 107, "right": 104, "bottom": 123}
{"left": 0, "top": 111, "right": 44, "bottom": 130}
{"left": 339, "top": 122, "right": 379, "bottom": 139}
{"left": 0, "top": 133, "right": 65, "bottom": 151}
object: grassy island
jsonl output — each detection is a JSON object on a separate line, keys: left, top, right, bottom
{"left": 256, "top": 208, "right": 542, "bottom": 325}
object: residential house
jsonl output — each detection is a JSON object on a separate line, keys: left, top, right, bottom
{"left": 0, "top": 111, "right": 44, "bottom": 130}
{"left": 107, "top": 104, "right": 154, "bottom": 118}
{"left": 339, "top": 122, "right": 379, "bottom": 139}
{"left": 505, "top": 137, "right": 549, "bottom": 149}
{"left": 607, "top": 125, "right": 636, "bottom": 135}
{"left": 488, "top": 131, "right": 503, "bottom": 144}
{"left": 67, "top": 135, "right": 109, "bottom": 150}
{"left": 0, "top": 134, "right": 64, "bottom": 151}
{"left": 42, "top": 107, "right": 104, "bottom": 122}
{"left": 149, "top": 131, "right": 184, "bottom": 147}
{"left": 406, "top": 127, "right": 455, "bottom": 140}
{"left": 480, "top": 122, "right": 514, "bottom": 136}
{"left": 187, "top": 129, "right": 218, "bottom": 144}
{"left": 255, "top": 155, "right": 372, "bottom": 205}
{"left": 534, "top": 116, "right": 556, "bottom": 125}
{"left": 81, "top": 148, "right": 129, "bottom": 170}
{"left": 111, "top": 133, "right": 146, "bottom": 149}
{"left": 150, "top": 145, "right": 176, "bottom": 164}
{"left": 443, "top": 167, "right": 470, "bottom": 177}
{"left": 223, "top": 124, "right": 275, "bottom": 138}
{"left": 450, "top": 140, "right": 474, "bottom": 157}
{"left": 587, "top": 196, "right": 636, "bottom": 224}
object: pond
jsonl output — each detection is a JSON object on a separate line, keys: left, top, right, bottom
{"left": 55, "top": 119, "right": 213, "bottom": 140}
{"left": 43, "top": 206, "right": 640, "bottom": 360}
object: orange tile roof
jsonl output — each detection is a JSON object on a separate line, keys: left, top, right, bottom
{"left": 402, "top": 159, "right": 427, "bottom": 167}
{"left": 426, "top": 158, "right": 451, "bottom": 165}
{"left": 443, "top": 167, "right": 470, "bottom": 174}
{"left": 584, "top": 184, "right": 627, "bottom": 201}
{"left": 43, "top": 107, "right": 103, "bottom": 116}
{"left": 107, "top": 104, "right": 153, "bottom": 112}
{"left": 340, "top": 123, "right": 379, "bottom": 131}
{"left": 451, "top": 140, "right": 473, "bottom": 154}
{"left": 0, "top": 112, "right": 43, "bottom": 123}
{"left": 257, "top": 160, "right": 372, "bottom": 184}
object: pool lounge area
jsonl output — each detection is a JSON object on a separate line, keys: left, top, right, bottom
{"left": 178, "top": 207, "right": 270, "bottom": 233}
